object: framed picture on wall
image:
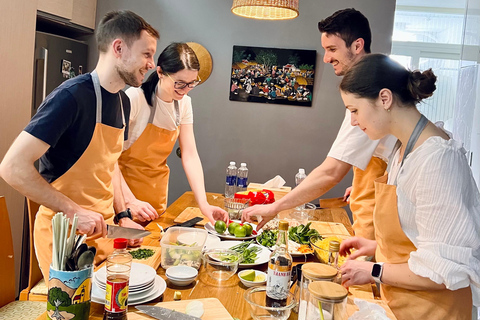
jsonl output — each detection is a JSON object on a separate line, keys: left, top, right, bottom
{"left": 229, "top": 45, "right": 316, "bottom": 107}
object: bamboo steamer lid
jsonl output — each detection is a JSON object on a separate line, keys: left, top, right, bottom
{"left": 186, "top": 42, "right": 213, "bottom": 84}
{"left": 302, "top": 263, "right": 337, "bottom": 280}
{"left": 308, "top": 281, "right": 348, "bottom": 301}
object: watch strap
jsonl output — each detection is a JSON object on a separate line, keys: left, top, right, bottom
{"left": 114, "top": 208, "right": 132, "bottom": 224}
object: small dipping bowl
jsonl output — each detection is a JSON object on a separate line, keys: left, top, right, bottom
{"left": 165, "top": 265, "right": 198, "bottom": 286}
{"left": 238, "top": 270, "right": 267, "bottom": 288}
{"left": 203, "top": 248, "right": 240, "bottom": 281}
{"left": 244, "top": 286, "right": 297, "bottom": 320}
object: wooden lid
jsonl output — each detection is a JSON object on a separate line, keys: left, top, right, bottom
{"left": 301, "top": 263, "right": 337, "bottom": 279}
{"left": 308, "top": 281, "right": 348, "bottom": 301}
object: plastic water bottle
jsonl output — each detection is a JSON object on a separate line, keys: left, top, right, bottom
{"left": 103, "top": 238, "right": 132, "bottom": 320}
{"left": 295, "top": 168, "right": 307, "bottom": 209}
{"left": 236, "top": 163, "right": 249, "bottom": 192}
{"left": 225, "top": 161, "right": 237, "bottom": 198}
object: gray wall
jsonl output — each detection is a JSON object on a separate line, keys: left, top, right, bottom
{"left": 91, "top": 0, "right": 396, "bottom": 210}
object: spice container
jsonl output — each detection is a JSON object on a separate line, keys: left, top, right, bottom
{"left": 160, "top": 227, "right": 207, "bottom": 270}
{"left": 305, "top": 281, "right": 348, "bottom": 320}
{"left": 296, "top": 263, "right": 337, "bottom": 319}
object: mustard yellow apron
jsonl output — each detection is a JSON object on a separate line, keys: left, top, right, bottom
{"left": 34, "top": 71, "right": 124, "bottom": 281}
{"left": 118, "top": 89, "right": 180, "bottom": 214}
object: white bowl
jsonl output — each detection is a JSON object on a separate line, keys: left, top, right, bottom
{"left": 165, "top": 265, "right": 198, "bottom": 279}
{"left": 238, "top": 270, "right": 267, "bottom": 288}
{"left": 166, "top": 276, "right": 196, "bottom": 286}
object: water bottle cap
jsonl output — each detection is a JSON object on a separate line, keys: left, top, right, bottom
{"left": 240, "top": 163, "right": 247, "bottom": 167}
{"left": 229, "top": 161, "right": 236, "bottom": 166}
{"left": 114, "top": 238, "right": 128, "bottom": 249}
{"left": 299, "top": 168, "right": 305, "bottom": 175}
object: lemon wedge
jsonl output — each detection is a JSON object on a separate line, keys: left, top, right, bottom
{"left": 254, "top": 274, "right": 265, "bottom": 282}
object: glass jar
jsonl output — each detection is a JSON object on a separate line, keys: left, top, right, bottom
{"left": 297, "top": 263, "right": 337, "bottom": 320}
{"left": 305, "top": 281, "right": 348, "bottom": 320}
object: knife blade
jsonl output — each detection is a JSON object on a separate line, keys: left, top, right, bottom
{"left": 106, "top": 225, "right": 151, "bottom": 239}
{"left": 164, "top": 216, "right": 204, "bottom": 232}
{"left": 136, "top": 305, "right": 201, "bottom": 320}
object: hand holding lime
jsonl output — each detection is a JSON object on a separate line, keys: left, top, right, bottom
{"left": 214, "top": 220, "right": 226, "bottom": 234}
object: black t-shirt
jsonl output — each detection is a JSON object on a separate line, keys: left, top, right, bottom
{"left": 24, "top": 73, "right": 130, "bottom": 183}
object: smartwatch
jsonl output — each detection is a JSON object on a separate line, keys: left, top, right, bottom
{"left": 113, "top": 208, "right": 132, "bottom": 224}
{"left": 371, "top": 262, "right": 384, "bottom": 283}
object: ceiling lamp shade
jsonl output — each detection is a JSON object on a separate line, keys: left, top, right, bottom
{"left": 232, "top": 0, "right": 299, "bottom": 20}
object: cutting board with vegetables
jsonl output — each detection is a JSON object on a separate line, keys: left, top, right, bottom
{"left": 127, "top": 298, "right": 233, "bottom": 319}
{"left": 127, "top": 245, "right": 162, "bottom": 270}
{"left": 174, "top": 207, "right": 209, "bottom": 226}
{"left": 309, "top": 221, "right": 350, "bottom": 236}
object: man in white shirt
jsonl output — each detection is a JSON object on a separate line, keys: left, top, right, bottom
{"left": 242, "top": 8, "right": 395, "bottom": 239}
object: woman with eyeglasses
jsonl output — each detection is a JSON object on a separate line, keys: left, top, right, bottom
{"left": 117, "top": 42, "right": 228, "bottom": 224}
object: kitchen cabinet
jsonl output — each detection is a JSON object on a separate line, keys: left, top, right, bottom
{"left": 37, "top": 0, "right": 97, "bottom": 29}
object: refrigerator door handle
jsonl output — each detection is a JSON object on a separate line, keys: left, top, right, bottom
{"left": 40, "top": 47, "right": 48, "bottom": 101}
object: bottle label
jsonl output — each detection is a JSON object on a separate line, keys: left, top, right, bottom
{"left": 266, "top": 266, "right": 291, "bottom": 300}
{"left": 105, "top": 276, "right": 129, "bottom": 313}
{"left": 236, "top": 177, "right": 248, "bottom": 188}
{"left": 226, "top": 175, "right": 236, "bottom": 186}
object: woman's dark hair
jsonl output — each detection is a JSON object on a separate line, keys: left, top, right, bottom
{"left": 142, "top": 42, "right": 200, "bottom": 106}
{"left": 318, "top": 8, "right": 371, "bottom": 53}
{"left": 340, "top": 54, "right": 437, "bottom": 105}
{"left": 96, "top": 10, "right": 159, "bottom": 53}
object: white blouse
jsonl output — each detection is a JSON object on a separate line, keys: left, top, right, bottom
{"left": 123, "top": 86, "right": 193, "bottom": 150}
{"left": 388, "top": 136, "right": 480, "bottom": 305}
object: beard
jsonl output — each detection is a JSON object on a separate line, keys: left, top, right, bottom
{"left": 116, "top": 65, "right": 142, "bottom": 87}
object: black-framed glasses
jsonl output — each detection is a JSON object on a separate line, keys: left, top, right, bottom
{"left": 166, "top": 73, "right": 201, "bottom": 89}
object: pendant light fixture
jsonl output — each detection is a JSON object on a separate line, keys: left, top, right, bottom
{"left": 231, "top": 0, "right": 299, "bottom": 20}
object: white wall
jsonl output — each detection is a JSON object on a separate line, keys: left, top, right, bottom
{"left": 91, "top": 0, "right": 396, "bottom": 209}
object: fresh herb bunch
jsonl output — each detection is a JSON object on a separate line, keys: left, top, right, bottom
{"left": 228, "top": 240, "right": 262, "bottom": 264}
{"left": 129, "top": 248, "right": 155, "bottom": 260}
{"left": 288, "top": 222, "right": 320, "bottom": 244}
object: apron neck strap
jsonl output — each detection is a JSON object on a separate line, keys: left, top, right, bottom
{"left": 151, "top": 88, "right": 180, "bottom": 127}
{"left": 401, "top": 114, "right": 428, "bottom": 166}
{"left": 91, "top": 70, "right": 125, "bottom": 126}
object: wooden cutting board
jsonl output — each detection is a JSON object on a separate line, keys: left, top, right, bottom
{"left": 174, "top": 207, "right": 209, "bottom": 226}
{"left": 127, "top": 245, "right": 162, "bottom": 270}
{"left": 126, "top": 298, "right": 233, "bottom": 319}
{"left": 309, "top": 221, "right": 350, "bottom": 236}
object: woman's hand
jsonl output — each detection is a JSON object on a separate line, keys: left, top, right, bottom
{"left": 339, "top": 236, "right": 377, "bottom": 259}
{"left": 340, "top": 260, "right": 374, "bottom": 288}
{"left": 127, "top": 199, "right": 159, "bottom": 222}
{"left": 343, "top": 186, "right": 353, "bottom": 203}
{"left": 201, "top": 205, "right": 228, "bottom": 225}
{"left": 241, "top": 203, "right": 277, "bottom": 230}
{"left": 118, "top": 218, "right": 145, "bottom": 247}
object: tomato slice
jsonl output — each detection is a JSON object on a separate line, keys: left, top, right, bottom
{"left": 252, "top": 230, "right": 258, "bottom": 235}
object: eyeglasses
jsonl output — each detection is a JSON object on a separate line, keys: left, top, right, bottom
{"left": 165, "top": 73, "right": 201, "bottom": 89}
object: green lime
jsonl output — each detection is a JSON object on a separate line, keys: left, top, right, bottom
{"left": 234, "top": 225, "right": 247, "bottom": 237}
{"left": 243, "top": 223, "right": 253, "bottom": 236}
{"left": 241, "top": 270, "right": 256, "bottom": 281}
{"left": 228, "top": 222, "right": 239, "bottom": 235}
{"left": 215, "top": 220, "right": 226, "bottom": 234}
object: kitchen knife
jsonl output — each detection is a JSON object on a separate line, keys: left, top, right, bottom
{"left": 106, "top": 225, "right": 151, "bottom": 239}
{"left": 136, "top": 305, "right": 201, "bottom": 320}
{"left": 164, "top": 216, "right": 204, "bottom": 231}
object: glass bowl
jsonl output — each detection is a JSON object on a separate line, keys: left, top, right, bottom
{"left": 244, "top": 286, "right": 297, "bottom": 320}
{"left": 202, "top": 248, "right": 240, "bottom": 281}
{"left": 310, "top": 234, "right": 350, "bottom": 266}
{"left": 224, "top": 198, "right": 250, "bottom": 220}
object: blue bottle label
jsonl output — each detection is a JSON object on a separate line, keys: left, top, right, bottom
{"left": 237, "top": 177, "right": 248, "bottom": 188}
{"left": 226, "top": 175, "right": 236, "bottom": 186}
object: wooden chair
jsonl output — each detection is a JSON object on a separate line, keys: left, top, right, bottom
{"left": 18, "top": 199, "right": 48, "bottom": 302}
{"left": 0, "top": 196, "right": 45, "bottom": 318}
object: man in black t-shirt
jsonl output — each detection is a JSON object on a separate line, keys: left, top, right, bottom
{"left": 0, "top": 11, "right": 159, "bottom": 279}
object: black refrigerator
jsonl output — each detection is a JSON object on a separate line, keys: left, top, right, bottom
{"left": 32, "top": 31, "right": 88, "bottom": 115}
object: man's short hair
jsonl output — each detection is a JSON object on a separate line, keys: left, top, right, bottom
{"left": 96, "top": 10, "right": 160, "bottom": 53}
{"left": 318, "top": 8, "right": 371, "bottom": 53}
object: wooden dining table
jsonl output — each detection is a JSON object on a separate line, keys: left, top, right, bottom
{"left": 36, "top": 191, "right": 396, "bottom": 319}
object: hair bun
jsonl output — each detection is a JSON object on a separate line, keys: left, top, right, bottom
{"left": 407, "top": 69, "right": 437, "bottom": 103}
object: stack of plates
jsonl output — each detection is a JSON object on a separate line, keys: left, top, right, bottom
{"left": 91, "top": 262, "right": 166, "bottom": 305}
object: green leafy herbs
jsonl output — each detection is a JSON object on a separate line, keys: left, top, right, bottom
{"left": 226, "top": 240, "right": 262, "bottom": 264}
{"left": 288, "top": 222, "right": 320, "bottom": 245}
{"left": 256, "top": 230, "right": 278, "bottom": 248}
{"left": 129, "top": 248, "right": 155, "bottom": 260}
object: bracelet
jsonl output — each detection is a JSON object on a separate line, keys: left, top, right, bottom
{"left": 114, "top": 208, "right": 132, "bottom": 224}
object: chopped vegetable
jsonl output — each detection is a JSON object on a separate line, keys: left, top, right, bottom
{"left": 225, "top": 240, "right": 262, "bottom": 264}
{"left": 256, "top": 230, "right": 278, "bottom": 248}
{"left": 186, "top": 300, "right": 204, "bottom": 317}
{"left": 288, "top": 222, "right": 320, "bottom": 245}
{"left": 173, "top": 291, "right": 182, "bottom": 300}
{"left": 257, "top": 223, "right": 319, "bottom": 254}
{"left": 129, "top": 248, "right": 155, "bottom": 260}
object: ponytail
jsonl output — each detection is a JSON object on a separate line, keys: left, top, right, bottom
{"left": 141, "top": 71, "right": 159, "bottom": 107}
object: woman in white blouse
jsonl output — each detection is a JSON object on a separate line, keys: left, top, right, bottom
{"left": 338, "top": 54, "right": 480, "bottom": 319}
{"left": 117, "top": 43, "right": 228, "bottom": 224}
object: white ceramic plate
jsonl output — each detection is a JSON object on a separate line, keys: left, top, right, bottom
{"left": 203, "top": 234, "right": 221, "bottom": 251}
{"left": 91, "top": 274, "right": 166, "bottom": 305}
{"left": 94, "top": 263, "right": 156, "bottom": 288}
{"left": 256, "top": 234, "right": 313, "bottom": 257}
{"left": 210, "top": 240, "right": 270, "bottom": 267}
{"left": 204, "top": 220, "right": 262, "bottom": 240}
